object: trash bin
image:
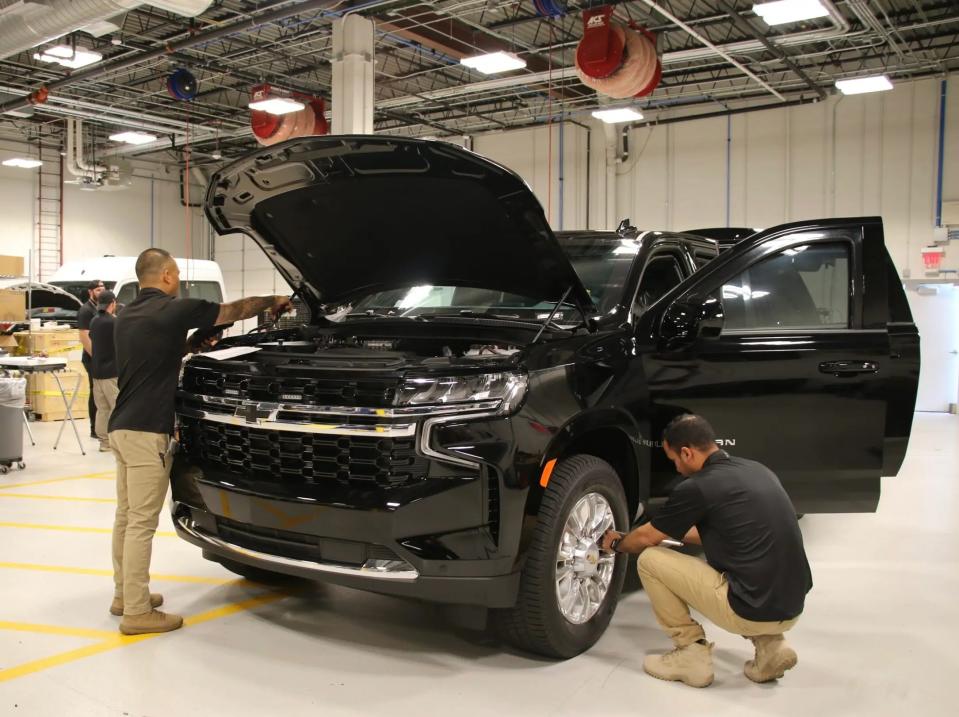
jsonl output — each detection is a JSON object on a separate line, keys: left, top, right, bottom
{"left": 0, "top": 376, "right": 26, "bottom": 473}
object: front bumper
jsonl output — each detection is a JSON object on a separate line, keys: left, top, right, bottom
{"left": 173, "top": 503, "right": 521, "bottom": 607}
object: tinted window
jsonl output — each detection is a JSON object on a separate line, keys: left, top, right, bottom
{"left": 181, "top": 281, "right": 222, "bottom": 303}
{"left": 635, "top": 254, "right": 684, "bottom": 310}
{"left": 721, "top": 243, "right": 850, "bottom": 331}
{"left": 115, "top": 282, "right": 138, "bottom": 306}
{"left": 49, "top": 281, "right": 115, "bottom": 302}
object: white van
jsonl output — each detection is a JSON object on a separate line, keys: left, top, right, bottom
{"left": 49, "top": 256, "right": 227, "bottom": 307}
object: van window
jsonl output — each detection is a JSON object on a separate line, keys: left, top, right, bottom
{"left": 114, "top": 281, "right": 222, "bottom": 306}
{"left": 635, "top": 254, "right": 685, "bottom": 311}
{"left": 181, "top": 281, "right": 223, "bottom": 302}
{"left": 49, "top": 281, "right": 115, "bottom": 303}
{"left": 721, "top": 243, "right": 850, "bottom": 331}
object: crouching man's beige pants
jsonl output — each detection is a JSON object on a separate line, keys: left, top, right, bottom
{"left": 109, "top": 430, "right": 172, "bottom": 616}
{"left": 638, "top": 546, "right": 799, "bottom": 647}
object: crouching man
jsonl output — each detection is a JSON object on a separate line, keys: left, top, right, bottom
{"left": 601, "top": 414, "right": 812, "bottom": 688}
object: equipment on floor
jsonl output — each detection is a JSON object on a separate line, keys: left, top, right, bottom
{"left": 0, "top": 373, "right": 27, "bottom": 473}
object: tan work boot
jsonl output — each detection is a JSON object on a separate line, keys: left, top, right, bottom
{"left": 644, "top": 641, "right": 714, "bottom": 688}
{"left": 110, "top": 593, "right": 164, "bottom": 616}
{"left": 745, "top": 634, "right": 798, "bottom": 683}
{"left": 119, "top": 609, "right": 183, "bottom": 635}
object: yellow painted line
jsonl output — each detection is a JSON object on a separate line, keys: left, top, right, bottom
{"left": 0, "top": 591, "right": 286, "bottom": 684}
{"left": 0, "top": 561, "right": 238, "bottom": 585}
{"left": 0, "top": 493, "right": 116, "bottom": 503}
{"left": 0, "top": 471, "right": 112, "bottom": 491}
{"left": 0, "top": 522, "right": 176, "bottom": 538}
{"left": 0, "top": 621, "right": 116, "bottom": 640}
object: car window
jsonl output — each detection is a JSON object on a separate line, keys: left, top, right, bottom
{"left": 181, "top": 281, "right": 223, "bottom": 302}
{"left": 721, "top": 243, "right": 850, "bottom": 331}
{"left": 635, "top": 254, "right": 685, "bottom": 310}
{"left": 49, "top": 281, "right": 115, "bottom": 302}
{"left": 116, "top": 282, "right": 138, "bottom": 306}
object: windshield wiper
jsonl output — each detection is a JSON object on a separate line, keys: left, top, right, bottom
{"left": 345, "top": 310, "right": 428, "bottom": 321}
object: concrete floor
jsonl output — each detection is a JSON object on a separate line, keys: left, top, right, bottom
{"left": 1, "top": 414, "right": 956, "bottom": 716}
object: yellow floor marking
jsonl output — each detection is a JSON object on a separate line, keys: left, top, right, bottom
{"left": 0, "top": 562, "right": 238, "bottom": 585}
{"left": 0, "top": 471, "right": 113, "bottom": 491}
{"left": 0, "top": 493, "right": 116, "bottom": 503}
{"left": 0, "top": 522, "right": 176, "bottom": 538}
{"left": 0, "top": 621, "right": 116, "bottom": 640}
{"left": 0, "top": 592, "right": 286, "bottom": 683}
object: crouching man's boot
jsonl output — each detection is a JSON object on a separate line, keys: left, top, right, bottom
{"left": 119, "top": 609, "right": 183, "bottom": 636}
{"left": 643, "top": 640, "right": 714, "bottom": 688}
{"left": 745, "top": 634, "right": 798, "bottom": 683}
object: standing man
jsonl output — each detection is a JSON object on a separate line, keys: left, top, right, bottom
{"left": 77, "top": 279, "right": 104, "bottom": 439}
{"left": 108, "top": 248, "right": 291, "bottom": 635}
{"left": 601, "top": 414, "right": 812, "bottom": 688}
{"left": 89, "top": 290, "right": 119, "bottom": 452}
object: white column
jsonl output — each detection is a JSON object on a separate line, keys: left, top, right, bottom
{"left": 331, "top": 14, "right": 375, "bottom": 135}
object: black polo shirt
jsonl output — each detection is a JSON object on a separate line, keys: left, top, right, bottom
{"left": 109, "top": 288, "right": 219, "bottom": 435}
{"left": 651, "top": 451, "right": 813, "bottom": 622}
{"left": 89, "top": 312, "right": 117, "bottom": 379}
{"left": 77, "top": 300, "right": 97, "bottom": 361}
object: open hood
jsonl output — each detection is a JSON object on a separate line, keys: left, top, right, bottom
{"left": 205, "top": 136, "right": 593, "bottom": 315}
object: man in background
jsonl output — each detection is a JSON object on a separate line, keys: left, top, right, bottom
{"left": 77, "top": 279, "right": 104, "bottom": 439}
{"left": 89, "top": 290, "right": 118, "bottom": 452}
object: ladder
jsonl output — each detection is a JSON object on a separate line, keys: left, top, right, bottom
{"left": 35, "top": 132, "right": 63, "bottom": 281}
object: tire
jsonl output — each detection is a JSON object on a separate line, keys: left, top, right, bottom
{"left": 492, "top": 454, "right": 629, "bottom": 659}
{"left": 207, "top": 554, "right": 295, "bottom": 585}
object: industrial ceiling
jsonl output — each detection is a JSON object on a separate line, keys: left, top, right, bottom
{"left": 0, "top": 0, "right": 956, "bottom": 165}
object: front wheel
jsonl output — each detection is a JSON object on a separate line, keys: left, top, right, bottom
{"left": 492, "top": 454, "right": 629, "bottom": 658}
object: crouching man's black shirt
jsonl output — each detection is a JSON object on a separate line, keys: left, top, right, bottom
{"left": 651, "top": 451, "right": 813, "bottom": 622}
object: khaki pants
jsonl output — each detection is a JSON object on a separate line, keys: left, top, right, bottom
{"left": 638, "top": 546, "right": 799, "bottom": 647}
{"left": 92, "top": 378, "right": 119, "bottom": 446}
{"left": 109, "top": 430, "right": 172, "bottom": 616}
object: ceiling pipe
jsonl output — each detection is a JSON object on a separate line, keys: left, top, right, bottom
{"left": 0, "top": 0, "right": 214, "bottom": 61}
{"left": 636, "top": 0, "right": 784, "bottom": 100}
{"left": 0, "top": 0, "right": 342, "bottom": 117}
{"left": 64, "top": 118, "right": 98, "bottom": 180}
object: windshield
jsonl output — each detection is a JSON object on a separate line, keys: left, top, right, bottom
{"left": 558, "top": 234, "right": 637, "bottom": 313}
{"left": 347, "top": 234, "right": 637, "bottom": 320}
{"left": 350, "top": 286, "right": 580, "bottom": 322}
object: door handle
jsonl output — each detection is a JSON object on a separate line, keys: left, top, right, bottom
{"left": 818, "top": 360, "right": 879, "bottom": 376}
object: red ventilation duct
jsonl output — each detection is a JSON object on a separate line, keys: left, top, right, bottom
{"left": 575, "top": 5, "right": 661, "bottom": 99}
{"left": 250, "top": 92, "right": 329, "bottom": 147}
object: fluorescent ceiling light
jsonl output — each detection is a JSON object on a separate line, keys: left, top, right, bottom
{"left": 2, "top": 158, "right": 43, "bottom": 168}
{"left": 591, "top": 107, "right": 644, "bottom": 124}
{"left": 835, "top": 75, "right": 894, "bottom": 95}
{"left": 109, "top": 131, "right": 158, "bottom": 145}
{"left": 247, "top": 97, "right": 304, "bottom": 114}
{"left": 460, "top": 51, "right": 526, "bottom": 75}
{"left": 33, "top": 44, "right": 102, "bottom": 69}
{"left": 752, "top": 0, "right": 828, "bottom": 26}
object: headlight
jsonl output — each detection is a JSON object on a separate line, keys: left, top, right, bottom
{"left": 395, "top": 372, "right": 528, "bottom": 415}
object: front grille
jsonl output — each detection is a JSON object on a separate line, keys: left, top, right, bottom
{"left": 182, "top": 365, "right": 399, "bottom": 408}
{"left": 216, "top": 517, "right": 400, "bottom": 565}
{"left": 180, "top": 416, "right": 428, "bottom": 489}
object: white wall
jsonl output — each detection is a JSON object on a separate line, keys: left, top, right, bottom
{"left": 215, "top": 233, "right": 291, "bottom": 335}
{"left": 0, "top": 143, "right": 209, "bottom": 281}
{"left": 472, "top": 75, "right": 959, "bottom": 278}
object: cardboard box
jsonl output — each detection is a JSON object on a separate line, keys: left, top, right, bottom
{"left": 0, "top": 334, "right": 18, "bottom": 349}
{"left": 15, "top": 329, "right": 82, "bottom": 358}
{"left": 0, "top": 290, "right": 26, "bottom": 321}
{"left": 27, "top": 369, "right": 89, "bottom": 420}
{"left": 0, "top": 255, "right": 24, "bottom": 278}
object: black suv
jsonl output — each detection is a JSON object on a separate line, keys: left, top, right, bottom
{"left": 171, "top": 136, "right": 919, "bottom": 658}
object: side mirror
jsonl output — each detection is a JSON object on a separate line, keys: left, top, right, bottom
{"left": 661, "top": 294, "right": 724, "bottom": 345}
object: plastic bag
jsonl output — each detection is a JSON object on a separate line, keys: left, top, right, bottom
{"left": 0, "top": 377, "right": 26, "bottom": 409}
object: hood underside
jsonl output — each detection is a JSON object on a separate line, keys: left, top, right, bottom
{"left": 206, "top": 136, "right": 592, "bottom": 314}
